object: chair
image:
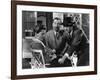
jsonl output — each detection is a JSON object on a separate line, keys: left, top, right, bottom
{"left": 30, "top": 49, "right": 46, "bottom": 69}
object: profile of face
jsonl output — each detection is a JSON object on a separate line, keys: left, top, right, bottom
{"left": 41, "top": 29, "right": 46, "bottom": 35}
{"left": 53, "top": 19, "right": 62, "bottom": 32}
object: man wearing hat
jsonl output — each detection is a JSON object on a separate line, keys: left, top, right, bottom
{"left": 58, "top": 17, "right": 89, "bottom": 66}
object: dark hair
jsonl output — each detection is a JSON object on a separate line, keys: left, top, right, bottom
{"left": 37, "top": 20, "right": 42, "bottom": 24}
{"left": 53, "top": 17, "right": 63, "bottom": 26}
{"left": 37, "top": 25, "right": 46, "bottom": 33}
{"left": 53, "top": 17, "right": 61, "bottom": 22}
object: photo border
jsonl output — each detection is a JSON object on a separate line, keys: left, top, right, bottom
{"left": 11, "top": 1, "right": 97, "bottom": 80}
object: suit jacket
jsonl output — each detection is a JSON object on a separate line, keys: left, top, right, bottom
{"left": 44, "top": 30, "right": 62, "bottom": 50}
{"left": 61, "top": 28, "right": 89, "bottom": 56}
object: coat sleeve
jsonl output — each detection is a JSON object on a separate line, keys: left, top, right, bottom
{"left": 66, "top": 30, "right": 83, "bottom": 56}
{"left": 43, "top": 32, "right": 51, "bottom": 49}
{"left": 60, "top": 32, "right": 69, "bottom": 55}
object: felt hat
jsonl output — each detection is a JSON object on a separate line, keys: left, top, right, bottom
{"left": 63, "top": 17, "right": 74, "bottom": 27}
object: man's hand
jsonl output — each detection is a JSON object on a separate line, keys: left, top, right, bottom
{"left": 48, "top": 49, "right": 57, "bottom": 61}
{"left": 52, "top": 49, "right": 56, "bottom": 53}
{"left": 50, "top": 53, "right": 57, "bottom": 61}
{"left": 58, "top": 58, "right": 65, "bottom": 64}
{"left": 58, "top": 53, "right": 70, "bottom": 64}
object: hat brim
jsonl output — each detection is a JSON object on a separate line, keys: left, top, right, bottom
{"left": 63, "top": 22, "right": 74, "bottom": 27}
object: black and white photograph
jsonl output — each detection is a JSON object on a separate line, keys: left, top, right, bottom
{"left": 22, "top": 11, "right": 90, "bottom": 69}
{"left": 11, "top": 1, "right": 97, "bottom": 79}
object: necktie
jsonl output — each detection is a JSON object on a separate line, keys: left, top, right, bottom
{"left": 56, "top": 32, "right": 59, "bottom": 39}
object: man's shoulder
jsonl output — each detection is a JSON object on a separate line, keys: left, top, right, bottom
{"left": 46, "top": 30, "right": 54, "bottom": 35}
{"left": 74, "top": 28, "right": 82, "bottom": 34}
{"left": 47, "top": 30, "right": 53, "bottom": 33}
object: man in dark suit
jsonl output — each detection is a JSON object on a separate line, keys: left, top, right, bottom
{"left": 58, "top": 17, "right": 89, "bottom": 66}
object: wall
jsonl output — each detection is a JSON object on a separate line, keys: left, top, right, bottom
{"left": 0, "top": 0, "right": 99, "bottom": 80}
